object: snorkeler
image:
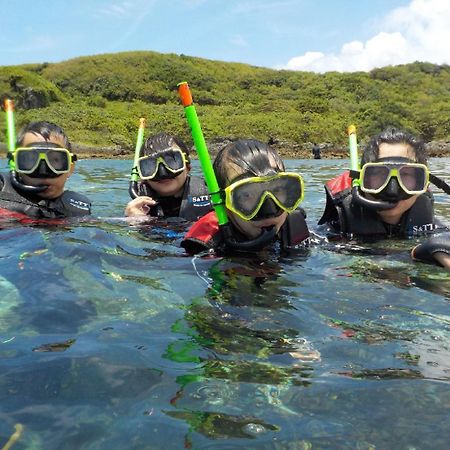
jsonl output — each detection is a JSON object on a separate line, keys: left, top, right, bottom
{"left": 181, "top": 139, "right": 310, "bottom": 255}
{"left": 318, "top": 127, "right": 450, "bottom": 269}
{"left": 0, "top": 120, "right": 91, "bottom": 219}
{"left": 125, "top": 132, "right": 211, "bottom": 221}
{"left": 318, "top": 127, "right": 450, "bottom": 238}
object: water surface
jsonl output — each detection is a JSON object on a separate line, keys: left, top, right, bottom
{"left": 1, "top": 159, "right": 449, "bottom": 450}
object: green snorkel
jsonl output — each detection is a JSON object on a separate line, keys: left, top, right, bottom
{"left": 177, "top": 82, "right": 278, "bottom": 251}
{"left": 4, "top": 99, "right": 47, "bottom": 193}
{"left": 348, "top": 125, "right": 359, "bottom": 186}
{"left": 348, "top": 125, "right": 396, "bottom": 210}
{"left": 177, "top": 82, "right": 228, "bottom": 226}
{"left": 129, "top": 117, "right": 146, "bottom": 199}
{"left": 4, "top": 99, "right": 16, "bottom": 171}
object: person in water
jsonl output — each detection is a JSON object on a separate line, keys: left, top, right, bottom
{"left": 312, "top": 143, "right": 321, "bottom": 159}
{"left": 181, "top": 139, "right": 310, "bottom": 255}
{"left": 319, "top": 127, "right": 446, "bottom": 236}
{"left": 125, "top": 132, "right": 211, "bottom": 221}
{"left": 0, "top": 121, "right": 91, "bottom": 219}
{"left": 318, "top": 126, "right": 450, "bottom": 267}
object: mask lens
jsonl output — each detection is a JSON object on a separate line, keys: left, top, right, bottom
{"left": 231, "top": 182, "right": 263, "bottom": 216}
{"left": 362, "top": 165, "right": 390, "bottom": 191}
{"left": 273, "top": 175, "right": 303, "bottom": 208}
{"left": 399, "top": 165, "right": 426, "bottom": 192}
{"left": 138, "top": 156, "right": 158, "bottom": 179}
{"left": 47, "top": 150, "right": 70, "bottom": 172}
{"left": 163, "top": 150, "right": 185, "bottom": 171}
{"left": 16, "top": 149, "right": 40, "bottom": 172}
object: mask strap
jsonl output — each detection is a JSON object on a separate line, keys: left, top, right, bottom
{"left": 429, "top": 174, "right": 450, "bottom": 195}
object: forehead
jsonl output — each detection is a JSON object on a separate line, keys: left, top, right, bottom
{"left": 145, "top": 144, "right": 183, "bottom": 158}
{"left": 378, "top": 142, "right": 416, "bottom": 160}
{"left": 224, "top": 152, "right": 280, "bottom": 183}
{"left": 21, "top": 132, "right": 65, "bottom": 148}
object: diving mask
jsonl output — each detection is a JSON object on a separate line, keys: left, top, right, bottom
{"left": 137, "top": 148, "right": 188, "bottom": 180}
{"left": 14, "top": 143, "right": 76, "bottom": 177}
{"left": 360, "top": 157, "right": 429, "bottom": 196}
{"left": 224, "top": 172, "right": 304, "bottom": 221}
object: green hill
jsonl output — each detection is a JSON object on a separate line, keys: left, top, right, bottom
{"left": 1, "top": 51, "right": 449, "bottom": 157}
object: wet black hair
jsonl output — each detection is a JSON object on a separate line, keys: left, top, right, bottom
{"left": 16, "top": 121, "right": 72, "bottom": 150}
{"left": 140, "top": 132, "right": 190, "bottom": 162}
{"left": 361, "top": 127, "right": 427, "bottom": 166}
{"left": 213, "top": 139, "right": 285, "bottom": 189}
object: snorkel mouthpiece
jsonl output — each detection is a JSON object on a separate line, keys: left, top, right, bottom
{"left": 222, "top": 223, "right": 278, "bottom": 252}
{"left": 348, "top": 125, "right": 397, "bottom": 211}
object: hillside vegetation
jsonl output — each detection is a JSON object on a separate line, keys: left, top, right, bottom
{"left": 1, "top": 51, "right": 449, "bottom": 157}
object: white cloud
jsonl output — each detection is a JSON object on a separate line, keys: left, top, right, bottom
{"left": 282, "top": 0, "right": 450, "bottom": 72}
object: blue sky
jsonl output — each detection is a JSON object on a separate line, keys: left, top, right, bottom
{"left": 1, "top": 0, "right": 448, "bottom": 72}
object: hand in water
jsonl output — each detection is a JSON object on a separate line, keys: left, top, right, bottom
{"left": 125, "top": 196, "right": 158, "bottom": 217}
{"left": 411, "top": 233, "right": 450, "bottom": 272}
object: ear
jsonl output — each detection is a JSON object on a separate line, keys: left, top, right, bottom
{"left": 68, "top": 163, "right": 75, "bottom": 177}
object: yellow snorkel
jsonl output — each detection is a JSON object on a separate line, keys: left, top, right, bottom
{"left": 3, "top": 98, "right": 48, "bottom": 193}
{"left": 4, "top": 99, "right": 16, "bottom": 171}
{"left": 129, "top": 117, "right": 146, "bottom": 199}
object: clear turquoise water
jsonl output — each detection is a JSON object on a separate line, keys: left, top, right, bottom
{"left": 0, "top": 159, "right": 449, "bottom": 450}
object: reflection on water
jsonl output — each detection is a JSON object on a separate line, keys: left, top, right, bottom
{"left": 0, "top": 159, "right": 449, "bottom": 450}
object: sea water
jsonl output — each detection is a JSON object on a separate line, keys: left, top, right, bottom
{"left": 0, "top": 159, "right": 449, "bottom": 450}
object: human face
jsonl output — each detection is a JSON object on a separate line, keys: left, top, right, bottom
{"left": 147, "top": 168, "right": 188, "bottom": 197}
{"left": 375, "top": 142, "right": 420, "bottom": 225}
{"left": 18, "top": 132, "right": 74, "bottom": 199}
{"left": 224, "top": 164, "right": 288, "bottom": 239}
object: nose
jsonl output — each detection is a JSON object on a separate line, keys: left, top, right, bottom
{"left": 36, "top": 160, "right": 48, "bottom": 175}
{"left": 30, "top": 159, "right": 59, "bottom": 179}
{"left": 253, "top": 197, "right": 281, "bottom": 220}
{"left": 382, "top": 177, "right": 400, "bottom": 199}
{"left": 153, "top": 163, "right": 175, "bottom": 180}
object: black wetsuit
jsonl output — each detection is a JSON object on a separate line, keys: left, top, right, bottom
{"left": 137, "top": 175, "right": 211, "bottom": 221}
{"left": 0, "top": 172, "right": 91, "bottom": 219}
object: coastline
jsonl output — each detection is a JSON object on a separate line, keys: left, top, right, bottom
{"left": 73, "top": 139, "right": 450, "bottom": 160}
{"left": 2, "top": 140, "right": 450, "bottom": 160}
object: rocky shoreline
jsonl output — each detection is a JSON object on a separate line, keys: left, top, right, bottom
{"left": 2, "top": 139, "right": 450, "bottom": 160}
{"left": 73, "top": 138, "right": 450, "bottom": 160}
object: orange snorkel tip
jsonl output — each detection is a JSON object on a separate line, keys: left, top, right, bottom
{"left": 4, "top": 98, "right": 14, "bottom": 112}
{"left": 177, "top": 82, "right": 193, "bottom": 107}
